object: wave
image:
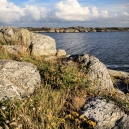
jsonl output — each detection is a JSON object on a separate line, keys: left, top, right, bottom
{"left": 106, "top": 64, "right": 129, "bottom": 72}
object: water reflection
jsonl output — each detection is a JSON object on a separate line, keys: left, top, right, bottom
{"left": 41, "top": 32, "right": 129, "bottom": 72}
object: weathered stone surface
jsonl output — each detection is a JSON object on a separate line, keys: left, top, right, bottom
{"left": 2, "top": 45, "right": 28, "bottom": 55}
{"left": 108, "top": 69, "right": 129, "bottom": 78}
{"left": 56, "top": 49, "right": 67, "bottom": 57}
{"left": 82, "top": 97, "right": 129, "bottom": 129}
{"left": 0, "top": 27, "right": 31, "bottom": 46}
{"left": 0, "top": 60, "right": 41, "bottom": 100}
{"left": 67, "top": 54, "right": 114, "bottom": 91}
{"left": 30, "top": 33, "right": 57, "bottom": 56}
{"left": 108, "top": 69, "right": 129, "bottom": 94}
{"left": 0, "top": 27, "right": 57, "bottom": 57}
{"left": 113, "top": 115, "right": 129, "bottom": 129}
{"left": 84, "top": 30, "right": 88, "bottom": 32}
{"left": 59, "top": 29, "right": 64, "bottom": 33}
{"left": 55, "top": 29, "right": 60, "bottom": 33}
{"left": 48, "top": 28, "right": 55, "bottom": 33}
{"left": 74, "top": 29, "right": 79, "bottom": 33}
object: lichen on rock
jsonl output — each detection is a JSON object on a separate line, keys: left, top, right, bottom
{"left": 0, "top": 60, "right": 41, "bottom": 100}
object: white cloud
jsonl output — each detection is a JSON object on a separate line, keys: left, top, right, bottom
{"left": 0, "top": 0, "right": 49, "bottom": 23}
{"left": 92, "top": 7, "right": 99, "bottom": 17}
{"left": 55, "top": 0, "right": 90, "bottom": 21}
{"left": 0, "top": 0, "right": 23, "bottom": 22}
{"left": 23, "top": 6, "right": 41, "bottom": 21}
{"left": 100, "top": 10, "right": 108, "bottom": 18}
{"left": 55, "top": 0, "right": 109, "bottom": 21}
{"left": 0, "top": 0, "right": 128, "bottom": 27}
{"left": 22, "top": 6, "right": 49, "bottom": 22}
{"left": 122, "top": 12, "right": 129, "bottom": 17}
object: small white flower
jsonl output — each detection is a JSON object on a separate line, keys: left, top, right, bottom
{"left": 1, "top": 106, "right": 6, "bottom": 110}
{"left": 6, "top": 120, "right": 9, "bottom": 123}
{"left": 33, "top": 108, "right": 35, "bottom": 110}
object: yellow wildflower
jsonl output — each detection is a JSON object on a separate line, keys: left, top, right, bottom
{"left": 51, "top": 122, "right": 56, "bottom": 127}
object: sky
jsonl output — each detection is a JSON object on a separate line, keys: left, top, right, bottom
{"left": 0, "top": 0, "right": 129, "bottom": 27}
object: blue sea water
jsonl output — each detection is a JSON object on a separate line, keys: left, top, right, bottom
{"left": 40, "top": 32, "right": 129, "bottom": 72}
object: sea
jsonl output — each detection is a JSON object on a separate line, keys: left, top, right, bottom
{"left": 39, "top": 32, "right": 129, "bottom": 72}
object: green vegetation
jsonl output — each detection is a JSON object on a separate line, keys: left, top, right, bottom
{"left": 0, "top": 49, "right": 96, "bottom": 129}
{"left": 0, "top": 47, "right": 129, "bottom": 129}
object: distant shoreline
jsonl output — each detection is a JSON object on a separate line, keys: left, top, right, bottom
{"left": 26, "top": 26, "right": 129, "bottom": 33}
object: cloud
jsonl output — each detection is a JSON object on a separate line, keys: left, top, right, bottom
{"left": 0, "top": 0, "right": 128, "bottom": 27}
{"left": 22, "top": 5, "right": 49, "bottom": 22}
{"left": 0, "top": 0, "right": 23, "bottom": 23}
{"left": 122, "top": 12, "right": 129, "bottom": 17}
{"left": 0, "top": 0, "right": 49, "bottom": 23}
{"left": 55, "top": 0, "right": 109, "bottom": 21}
{"left": 55, "top": 0, "right": 90, "bottom": 21}
{"left": 100, "top": 10, "right": 108, "bottom": 18}
{"left": 92, "top": 7, "right": 99, "bottom": 17}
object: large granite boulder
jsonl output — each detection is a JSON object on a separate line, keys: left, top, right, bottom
{"left": 0, "top": 27, "right": 31, "bottom": 46}
{"left": 82, "top": 97, "right": 129, "bottom": 129}
{"left": 0, "top": 60, "right": 41, "bottom": 100}
{"left": 67, "top": 54, "right": 114, "bottom": 92}
{"left": 0, "top": 27, "right": 57, "bottom": 56}
{"left": 30, "top": 33, "right": 57, "bottom": 56}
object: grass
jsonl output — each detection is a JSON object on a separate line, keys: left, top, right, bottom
{"left": 0, "top": 49, "right": 96, "bottom": 129}
{"left": 0, "top": 44, "right": 129, "bottom": 129}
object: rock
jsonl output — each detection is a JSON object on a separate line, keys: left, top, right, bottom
{"left": 0, "top": 27, "right": 31, "bottom": 46}
{"left": 2, "top": 45, "right": 28, "bottom": 55}
{"left": 108, "top": 69, "right": 129, "bottom": 78}
{"left": 67, "top": 54, "right": 114, "bottom": 92}
{"left": 79, "top": 29, "right": 85, "bottom": 32}
{"left": 63, "top": 29, "right": 70, "bottom": 33}
{"left": 84, "top": 30, "right": 88, "bottom": 32}
{"left": 0, "top": 60, "right": 41, "bottom": 100}
{"left": 48, "top": 28, "right": 55, "bottom": 33}
{"left": 59, "top": 29, "right": 64, "bottom": 33}
{"left": 0, "top": 27, "right": 57, "bottom": 57}
{"left": 91, "top": 29, "right": 97, "bottom": 32}
{"left": 113, "top": 115, "right": 129, "bottom": 129}
{"left": 74, "top": 30, "right": 79, "bottom": 33}
{"left": 56, "top": 49, "right": 67, "bottom": 57}
{"left": 30, "top": 33, "right": 57, "bottom": 56}
{"left": 82, "top": 97, "right": 128, "bottom": 129}
{"left": 55, "top": 29, "right": 60, "bottom": 33}
{"left": 108, "top": 69, "right": 129, "bottom": 94}
{"left": 68, "top": 29, "right": 75, "bottom": 33}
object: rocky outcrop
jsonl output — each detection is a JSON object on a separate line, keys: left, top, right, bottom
{"left": 56, "top": 49, "right": 67, "bottom": 57}
{"left": 2, "top": 45, "right": 28, "bottom": 55}
{"left": 67, "top": 54, "right": 114, "bottom": 92}
{"left": 82, "top": 97, "right": 129, "bottom": 129}
{"left": 30, "top": 33, "right": 56, "bottom": 56}
{"left": 108, "top": 69, "right": 129, "bottom": 94}
{"left": 0, "top": 27, "right": 57, "bottom": 56}
{"left": 28, "top": 26, "right": 129, "bottom": 33}
{"left": 0, "top": 60, "right": 41, "bottom": 100}
{"left": 0, "top": 27, "right": 31, "bottom": 46}
{"left": 108, "top": 69, "right": 129, "bottom": 78}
